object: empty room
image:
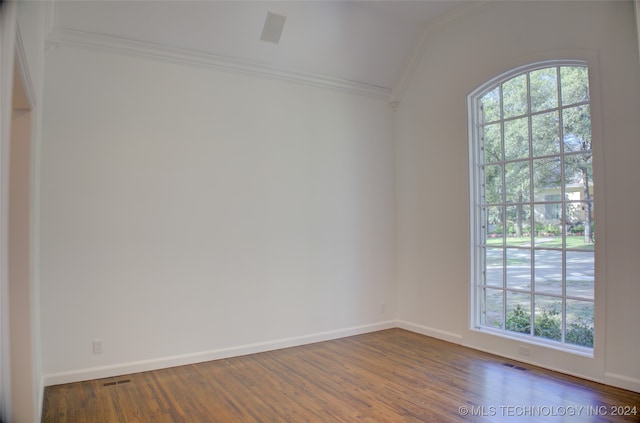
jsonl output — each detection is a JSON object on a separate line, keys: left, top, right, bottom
{"left": 1, "top": 0, "right": 639, "bottom": 421}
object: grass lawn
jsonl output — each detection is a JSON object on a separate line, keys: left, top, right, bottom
{"left": 486, "top": 235, "right": 594, "bottom": 250}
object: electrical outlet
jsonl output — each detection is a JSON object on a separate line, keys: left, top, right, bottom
{"left": 93, "top": 340, "right": 103, "bottom": 354}
{"left": 380, "top": 303, "right": 386, "bottom": 314}
{"left": 518, "top": 345, "right": 530, "bottom": 356}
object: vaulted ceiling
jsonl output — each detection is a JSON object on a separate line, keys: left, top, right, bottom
{"left": 50, "top": 1, "right": 474, "bottom": 99}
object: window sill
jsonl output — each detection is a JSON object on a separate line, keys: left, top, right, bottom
{"left": 472, "top": 325, "right": 594, "bottom": 358}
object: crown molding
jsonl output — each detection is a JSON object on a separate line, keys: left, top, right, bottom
{"left": 46, "top": 28, "right": 392, "bottom": 100}
{"left": 389, "top": 1, "right": 492, "bottom": 105}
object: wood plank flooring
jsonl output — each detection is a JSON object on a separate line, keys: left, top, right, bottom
{"left": 42, "top": 329, "right": 640, "bottom": 422}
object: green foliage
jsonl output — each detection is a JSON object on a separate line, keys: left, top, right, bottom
{"left": 534, "top": 309, "right": 561, "bottom": 341}
{"left": 491, "top": 222, "right": 519, "bottom": 236}
{"left": 560, "top": 66, "right": 590, "bottom": 106}
{"left": 544, "top": 224, "right": 560, "bottom": 236}
{"left": 506, "top": 305, "right": 530, "bottom": 334}
{"left": 507, "top": 306, "right": 562, "bottom": 341}
{"left": 533, "top": 222, "right": 560, "bottom": 236}
{"left": 484, "top": 164, "right": 502, "bottom": 204}
{"left": 505, "top": 162, "right": 530, "bottom": 203}
{"left": 504, "top": 306, "right": 594, "bottom": 348}
{"left": 502, "top": 74, "right": 528, "bottom": 118}
{"left": 481, "top": 87, "right": 501, "bottom": 122}
{"left": 569, "top": 224, "right": 584, "bottom": 234}
{"left": 530, "top": 68, "right": 558, "bottom": 113}
{"left": 566, "top": 322, "right": 594, "bottom": 348}
{"left": 504, "top": 118, "right": 529, "bottom": 161}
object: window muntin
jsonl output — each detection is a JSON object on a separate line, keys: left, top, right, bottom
{"left": 470, "top": 62, "right": 595, "bottom": 351}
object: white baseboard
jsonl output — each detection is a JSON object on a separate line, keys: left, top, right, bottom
{"left": 396, "top": 320, "right": 463, "bottom": 343}
{"left": 43, "top": 320, "right": 396, "bottom": 386}
{"left": 605, "top": 372, "right": 640, "bottom": 393}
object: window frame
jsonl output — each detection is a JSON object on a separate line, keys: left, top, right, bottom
{"left": 467, "top": 59, "right": 597, "bottom": 356}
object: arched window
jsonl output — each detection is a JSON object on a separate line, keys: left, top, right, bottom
{"left": 468, "top": 61, "right": 595, "bottom": 351}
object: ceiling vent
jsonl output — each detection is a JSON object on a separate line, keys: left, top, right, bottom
{"left": 260, "top": 12, "right": 287, "bottom": 44}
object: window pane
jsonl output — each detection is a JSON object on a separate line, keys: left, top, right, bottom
{"left": 530, "top": 68, "right": 558, "bottom": 112}
{"left": 534, "top": 295, "right": 562, "bottom": 341}
{"left": 564, "top": 153, "right": 593, "bottom": 193}
{"left": 532, "top": 111, "right": 560, "bottom": 157}
{"left": 484, "top": 248, "right": 503, "bottom": 287}
{"left": 566, "top": 299, "right": 594, "bottom": 348}
{"left": 565, "top": 201, "right": 582, "bottom": 222}
{"left": 482, "top": 123, "right": 502, "bottom": 163}
{"left": 534, "top": 249, "right": 563, "bottom": 295}
{"left": 506, "top": 248, "right": 531, "bottom": 290}
{"left": 485, "top": 206, "right": 503, "bottom": 243}
{"left": 481, "top": 87, "right": 501, "bottom": 122}
{"left": 505, "top": 161, "right": 530, "bottom": 203}
{"left": 506, "top": 291, "right": 531, "bottom": 334}
{"left": 503, "top": 74, "right": 528, "bottom": 118}
{"left": 566, "top": 251, "right": 594, "bottom": 299}
{"left": 543, "top": 195, "right": 562, "bottom": 221}
{"left": 504, "top": 117, "right": 529, "bottom": 160}
{"left": 533, "top": 157, "right": 561, "bottom": 202}
{"left": 506, "top": 205, "right": 530, "bottom": 245}
{"left": 534, "top": 203, "right": 562, "bottom": 243}
{"left": 562, "top": 105, "right": 591, "bottom": 152}
{"left": 561, "top": 66, "right": 589, "bottom": 106}
{"left": 566, "top": 202, "right": 595, "bottom": 247}
{"left": 482, "top": 288, "right": 504, "bottom": 329}
{"left": 484, "top": 165, "right": 502, "bottom": 204}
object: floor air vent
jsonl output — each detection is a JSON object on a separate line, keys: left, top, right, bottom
{"left": 103, "top": 379, "right": 131, "bottom": 387}
{"left": 502, "top": 363, "right": 528, "bottom": 371}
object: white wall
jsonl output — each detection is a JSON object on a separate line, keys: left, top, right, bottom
{"left": 396, "top": 1, "right": 640, "bottom": 391}
{"left": 40, "top": 44, "right": 396, "bottom": 383}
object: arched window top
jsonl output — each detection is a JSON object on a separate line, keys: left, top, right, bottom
{"left": 473, "top": 61, "right": 590, "bottom": 121}
{"left": 472, "top": 60, "right": 589, "bottom": 99}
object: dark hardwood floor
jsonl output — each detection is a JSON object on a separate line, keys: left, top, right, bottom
{"left": 42, "top": 329, "right": 640, "bottom": 422}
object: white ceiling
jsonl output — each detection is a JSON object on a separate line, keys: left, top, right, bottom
{"left": 52, "top": 1, "right": 472, "bottom": 92}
